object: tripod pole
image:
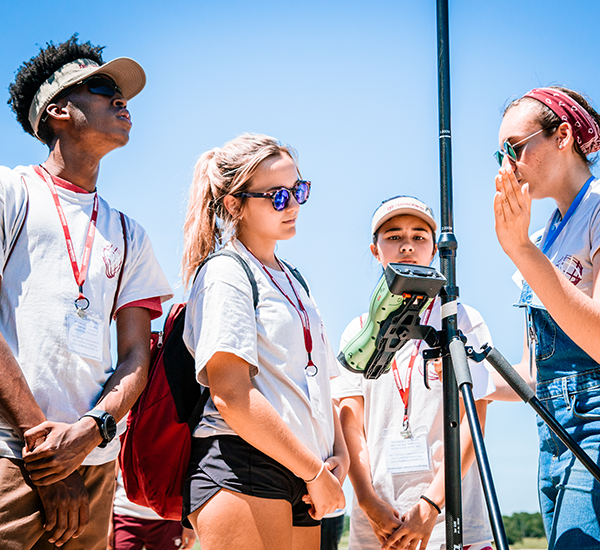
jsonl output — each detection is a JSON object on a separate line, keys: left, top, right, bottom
{"left": 436, "top": 0, "right": 463, "bottom": 546}
{"left": 448, "top": 340, "right": 510, "bottom": 550}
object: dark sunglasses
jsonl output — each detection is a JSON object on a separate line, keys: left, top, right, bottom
{"left": 233, "top": 180, "right": 311, "bottom": 211}
{"left": 493, "top": 127, "right": 547, "bottom": 166}
{"left": 54, "top": 75, "right": 122, "bottom": 102}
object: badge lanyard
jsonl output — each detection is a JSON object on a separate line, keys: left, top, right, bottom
{"left": 391, "top": 300, "right": 435, "bottom": 436}
{"left": 541, "top": 175, "right": 594, "bottom": 255}
{"left": 526, "top": 176, "right": 594, "bottom": 372}
{"left": 39, "top": 165, "right": 99, "bottom": 315}
{"left": 249, "top": 251, "right": 317, "bottom": 377}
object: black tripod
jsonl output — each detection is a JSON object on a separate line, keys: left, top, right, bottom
{"left": 434, "top": 1, "right": 600, "bottom": 548}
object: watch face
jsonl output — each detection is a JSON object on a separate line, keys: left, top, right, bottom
{"left": 105, "top": 414, "right": 117, "bottom": 441}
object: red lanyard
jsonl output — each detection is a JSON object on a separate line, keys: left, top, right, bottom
{"left": 248, "top": 250, "right": 317, "bottom": 376}
{"left": 391, "top": 300, "right": 435, "bottom": 430}
{"left": 39, "top": 165, "right": 99, "bottom": 311}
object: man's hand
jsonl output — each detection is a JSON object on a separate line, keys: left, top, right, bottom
{"left": 37, "top": 471, "right": 90, "bottom": 547}
{"left": 22, "top": 417, "right": 101, "bottom": 485}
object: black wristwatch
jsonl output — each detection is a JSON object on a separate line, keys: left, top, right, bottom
{"left": 80, "top": 410, "right": 117, "bottom": 448}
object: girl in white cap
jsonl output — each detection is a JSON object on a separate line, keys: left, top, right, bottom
{"left": 332, "top": 195, "right": 495, "bottom": 550}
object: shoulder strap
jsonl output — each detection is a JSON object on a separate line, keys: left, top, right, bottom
{"left": 4, "top": 177, "right": 29, "bottom": 269}
{"left": 281, "top": 259, "right": 310, "bottom": 297}
{"left": 111, "top": 212, "right": 128, "bottom": 320}
{"left": 194, "top": 249, "right": 259, "bottom": 309}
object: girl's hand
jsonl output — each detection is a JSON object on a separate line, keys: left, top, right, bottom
{"left": 382, "top": 498, "right": 438, "bottom": 550}
{"left": 356, "top": 494, "right": 401, "bottom": 546}
{"left": 303, "top": 465, "right": 345, "bottom": 520}
{"left": 493, "top": 164, "right": 535, "bottom": 261}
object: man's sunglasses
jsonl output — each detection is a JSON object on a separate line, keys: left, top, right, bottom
{"left": 54, "top": 75, "right": 122, "bottom": 102}
{"left": 233, "top": 180, "right": 311, "bottom": 211}
{"left": 493, "top": 127, "right": 547, "bottom": 166}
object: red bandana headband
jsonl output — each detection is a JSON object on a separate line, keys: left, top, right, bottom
{"left": 524, "top": 88, "right": 600, "bottom": 155}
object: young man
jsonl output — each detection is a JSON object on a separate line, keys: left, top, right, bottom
{"left": 0, "top": 36, "right": 172, "bottom": 549}
{"left": 332, "top": 196, "right": 495, "bottom": 550}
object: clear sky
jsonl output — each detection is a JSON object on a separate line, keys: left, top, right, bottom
{"left": 2, "top": 0, "right": 598, "bottom": 516}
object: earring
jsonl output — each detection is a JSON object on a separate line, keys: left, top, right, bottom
{"left": 558, "top": 144, "right": 563, "bottom": 149}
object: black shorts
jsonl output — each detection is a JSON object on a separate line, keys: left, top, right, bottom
{"left": 183, "top": 435, "right": 319, "bottom": 528}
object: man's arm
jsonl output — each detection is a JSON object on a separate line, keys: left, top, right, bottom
{"left": 0, "top": 330, "right": 47, "bottom": 440}
{"left": 22, "top": 306, "right": 151, "bottom": 485}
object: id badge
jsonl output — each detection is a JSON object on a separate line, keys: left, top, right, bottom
{"left": 306, "top": 371, "right": 326, "bottom": 424}
{"left": 67, "top": 312, "right": 104, "bottom": 362}
{"left": 384, "top": 428, "right": 430, "bottom": 475}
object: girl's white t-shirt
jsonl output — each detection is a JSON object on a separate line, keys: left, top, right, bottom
{"left": 332, "top": 298, "right": 495, "bottom": 549}
{"left": 183, "top": 240, "right": 339, "bottom": 461}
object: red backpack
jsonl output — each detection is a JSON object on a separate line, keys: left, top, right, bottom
{"left": 119, "top": 250, "right": 258, "bottom": 520}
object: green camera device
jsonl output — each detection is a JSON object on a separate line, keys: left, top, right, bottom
{"left": 338, "top": 263, "right": 446, "bottom": 379}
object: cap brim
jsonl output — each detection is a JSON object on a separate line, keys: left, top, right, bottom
{"left": 85, "top": 57, "right": 146, "bottom": 100}
{"left": 373, "top": 208, "right": 438, "bottom": 234}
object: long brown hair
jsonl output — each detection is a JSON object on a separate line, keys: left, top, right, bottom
{"left": 182, "top": 133, "right": 297, "bottom": 288}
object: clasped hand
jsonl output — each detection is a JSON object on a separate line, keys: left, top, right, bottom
{"left": 22, "top": 417, "right": 100, "bottom": 485}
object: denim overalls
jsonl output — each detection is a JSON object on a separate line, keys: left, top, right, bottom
{"left": 522, "top": 295, "right": 600, "bottom": 549}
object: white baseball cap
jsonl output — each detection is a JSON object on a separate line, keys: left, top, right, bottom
{"left": 371, "top": 195, "right": 437, "bottom": 235}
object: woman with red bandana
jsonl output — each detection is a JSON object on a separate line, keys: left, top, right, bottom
{"left": 493, "top": 86, "right": 600, "bottom": 550}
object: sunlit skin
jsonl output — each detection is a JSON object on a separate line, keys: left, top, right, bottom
{"left": 224, "top": 153, "right": 300, "bottom": 270}
{"left": 370, "top": 214, "right": 437, "bottom": 268}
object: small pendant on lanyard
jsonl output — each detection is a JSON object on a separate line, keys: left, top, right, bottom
{"left": 75, "top": 285, "right": 90, "bottom": 317}
{"left": 400, "top": 411, "right": 412, "bottom": 439}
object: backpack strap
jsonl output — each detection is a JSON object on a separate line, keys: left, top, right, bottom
{"left": 281, "top": 259, "right": 310, "bottom": 297}
{"left": 111, "top": 212, "right": 128, "bottom": 320}
{"left": 194, "top": 249, "right": 259, "bottom": 309}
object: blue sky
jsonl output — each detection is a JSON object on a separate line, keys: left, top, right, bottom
{"left": 2, "top": 0, "right": 599, "bottom": 516}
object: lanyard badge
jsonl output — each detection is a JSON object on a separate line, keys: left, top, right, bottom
{"left": 391, "top": 301, "right": 435, "bottom": 438}
{"left": 39, "top": 165, "right": 99, "bottom": 316}
{"left": 250, "top": 251, "right": 317, "bottom": 377}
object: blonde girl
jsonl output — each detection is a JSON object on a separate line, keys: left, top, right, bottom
{"left": 181, "top": 134, "right": 347, "bottom": 550}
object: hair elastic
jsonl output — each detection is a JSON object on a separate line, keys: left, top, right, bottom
{"left": 420, "top": 494, "right": 442, "bottom": 514}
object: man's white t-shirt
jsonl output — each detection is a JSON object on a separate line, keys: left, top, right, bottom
{"left": 332, "top": 298, "right": 495, "bottom": 550}
{"left": 0, "top": 165, "right": 173, "bottom": 465}
{"left": 183, "top": 240, "right": 339, "bottom": 461}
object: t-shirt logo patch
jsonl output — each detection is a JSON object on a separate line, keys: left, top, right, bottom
{"left": 103, "top": 244, "right": 123, "bottom": 279}
{"left": 556, "top": 254, "right": 583, "bottom": 285}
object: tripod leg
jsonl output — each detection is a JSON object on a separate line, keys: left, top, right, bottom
{"left": 449, "top": 341, "right": 509, "bottom": 550}
{"left": 485, "top": 347, "right": 600, "bottom": 484}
